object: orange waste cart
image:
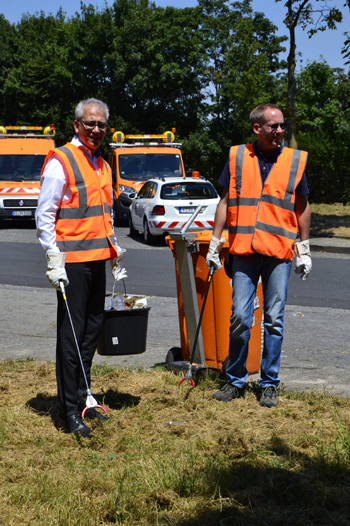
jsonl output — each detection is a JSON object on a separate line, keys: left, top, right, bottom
{"left": 165, "top": 230, "right": 262, "bottom": 375}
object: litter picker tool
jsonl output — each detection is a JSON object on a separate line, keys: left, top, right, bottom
{"left": 179, "top": 264, "right": 215, "bottom": 388}
{"left": 59, "top": 281, "right": 107, "bottom": 419}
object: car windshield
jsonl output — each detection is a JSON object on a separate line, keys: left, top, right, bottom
{"left": 118, "top": 153, "right": 183, "bottom": 181}
{"left": 0, "top": 154, "right": 46, "bottom": 181}
{"left": 160, "top": 182, "right": 218, "bottom": 200}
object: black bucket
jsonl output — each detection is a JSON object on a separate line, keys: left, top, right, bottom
{"left": 97, "top": 307, "right": 151, "bottom": 356}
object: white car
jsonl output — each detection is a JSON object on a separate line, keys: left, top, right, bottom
{"left": 128, "top": 176, "right": 220, "bottom": 243}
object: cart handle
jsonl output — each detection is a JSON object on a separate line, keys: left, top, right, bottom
{"left": 180, "top": 205, "right": 203, "bottom": 234}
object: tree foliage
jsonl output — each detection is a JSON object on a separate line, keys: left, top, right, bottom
{"left": 0, "top": 0, "right": 349, "bottom": 202}
{"left": 275, "top": 0, "right": 344, "bottom": 148}
{"left": 182, "top": 0, "right": 286, "bottom": 180}
{"left": 294, "top": 61, "right": 350, "bottom": 203}
{"left": 342, "top": 0, "right": 350, "bottom": 64}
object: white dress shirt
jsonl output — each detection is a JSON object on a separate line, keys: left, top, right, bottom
{"left": 35, "top": 136, "right": 120, "bottom": 254}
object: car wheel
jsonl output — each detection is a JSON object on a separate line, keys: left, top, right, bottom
{"left": 113, "top": 204, "right": 126, "bottom": 227}
{"left": 143, "top": 218, "right": 155, "bottom": 244}
{"left": 113, "top": 212, "right": 122, "bottom": 227}
{"left": 166, "top": 347, "right": 182, "bottom": 364}
{"left": 129, "top": 213, "right": 138, "bottom": 237}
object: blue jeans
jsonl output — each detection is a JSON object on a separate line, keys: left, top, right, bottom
{"left": 226, "top": 253, "right": 292, "bottom": 388}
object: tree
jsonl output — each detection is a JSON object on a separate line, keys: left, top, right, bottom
{"left": 182, "top": 0, "right": 286, "bottom": 183}
{"left": 275, "top": 0, "right": 344, "bottom": 148}
{"left": 294, "top": 60, "right": 350, "bottom": 203}
{"left": 105, "top": 0, "right": 208, "bottom": 137}
{"left": 199, "top": 0, "right": 285, "bottom": 133}
{"left": 2, "top": 9, "right": 77, "bottom": 141}
{"left": 0, "top": 15, "right": 17, "bottom": 123}
{"left": 342, "top": 0, "right": 350, "bottom": 64}
{"left": 0, "top": 0, "right": 210, "bottom": 147}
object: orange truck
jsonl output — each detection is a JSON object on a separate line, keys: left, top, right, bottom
{"left": 109, "top": 130, "right": 187, "bottom": 225}
{"left": 0, "top": 125, "right": 55, "bottom": 221}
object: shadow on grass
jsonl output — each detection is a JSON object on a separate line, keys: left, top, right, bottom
{"left": 172, "top": 452, "right": 350, "bottom": 525}
{"left": 103, "top": 387, "right": 140, "bottom": 410}
{"left": 310, "top": 212, "right": 350, "bottom": 237}
{"left": 26, "top": 389, "right": 141, "bottom": 428}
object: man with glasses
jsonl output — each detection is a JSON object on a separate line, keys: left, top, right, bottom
{"left": 207, "top": 103, "right": 311, "bottom": 407}
{"left": 36, "top": 98, "right": 126, "bottom": 436}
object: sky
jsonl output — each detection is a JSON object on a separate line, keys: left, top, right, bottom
{"left": 1, "top": 0, "right": 349, "bottom": 70}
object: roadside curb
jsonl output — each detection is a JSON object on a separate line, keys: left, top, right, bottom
{"left": 310, "top": 236, "right": 350, "bottom": 254}
{"left": 310, "top": 243, "right": 350, "bottom": 254}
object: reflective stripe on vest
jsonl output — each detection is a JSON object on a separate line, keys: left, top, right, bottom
{"left": 57, "top": 234, "right": 116, "bottom": 253}
{"left": 42, "top": 143, "right": 118, "bottom": 263}
{"left": 227, "top": 144, "right": 307, "bottom": 261}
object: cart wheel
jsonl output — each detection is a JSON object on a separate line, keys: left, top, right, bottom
{"left": 166, "top": 347, "right": 182, "bottom": 363}
{"left": 222, "top": 355, "right": 231, "bottom": 377}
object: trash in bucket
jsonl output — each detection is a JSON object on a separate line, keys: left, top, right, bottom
{"left": 105, "top": 294, "right": 125, "bottom": 311}
{"left": 104, "top": 294, "right": 147, "bottom": 311}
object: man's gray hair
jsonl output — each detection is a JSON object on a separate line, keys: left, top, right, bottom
{"left": 250, "top": 104, "right": 281, "bottom": 127}
{"left": 75, "top": 98, "right": 109, "bottom": 121}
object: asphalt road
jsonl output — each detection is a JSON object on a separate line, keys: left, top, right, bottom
{"left": 1, "top": 222, "right": 350, "bottom": 309}
{"left": 1, "top": 222, "right": 350, "bottom": 396}
{"left": 0, "top": 240, "right": 176, "bottom": 297}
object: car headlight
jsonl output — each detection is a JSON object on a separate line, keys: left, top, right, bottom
{"left": 119, "top": 185, "right": 134, "bottom": 194}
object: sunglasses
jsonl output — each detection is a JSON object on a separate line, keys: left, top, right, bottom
{"left": 264, "top": 121, "right": 287, "bottom": 131}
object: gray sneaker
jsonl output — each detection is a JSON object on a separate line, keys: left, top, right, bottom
{"left": 212, "top": 383, "right": 246, "bottom": 402}
{"left": 259, "top": 386, "right": 278, "bottom": 407}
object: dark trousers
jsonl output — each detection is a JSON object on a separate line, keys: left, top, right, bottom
{"left": 56, "top": 260, "right": 106, "bottom": 418}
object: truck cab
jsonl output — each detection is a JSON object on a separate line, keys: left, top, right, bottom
{"left": 109, "top": 130, "right": 185, "bottom": 225}
{"left": 0, "top": 125, "right": 55, "bottom": 221}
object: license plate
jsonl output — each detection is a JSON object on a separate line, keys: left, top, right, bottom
{"left": 179, "top": 207, "right": 195, "bottom": 214}
{"left": 12, "top": 211, "right": 32, "bottom": 216}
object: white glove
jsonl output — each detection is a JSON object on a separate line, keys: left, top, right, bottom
{"left": 110, "top": 249, "right": 128, "bottom": 281}
{"left": 112, "top": 266, "right": 128, "bottom": 281}
{"left": 206, "top": 235, "right": 226, "bottom": 270}
{"left": 46, "top": 252, "right": 69, "bottom": 290}
{"left": 294, "top": 240, "right": 312, "bottom": 281}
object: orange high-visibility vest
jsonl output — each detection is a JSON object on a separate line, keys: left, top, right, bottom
{"left": 227, "top": 144, "right": 308, "bottom": 261}
{"left": 41, "top": 143, "right": 118, "bottom": 263}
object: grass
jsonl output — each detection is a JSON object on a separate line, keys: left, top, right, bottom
{"left": 0, "top": 359, "right": 349, "bottom": 525}
{"left": 1, "top": 202, "right": 350, "bottom": 524}
{"left": 310, "top": 203, "right": 350, "bottom": 237}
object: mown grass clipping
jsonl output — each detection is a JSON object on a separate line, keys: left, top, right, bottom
{"left": 0, "top": 359, "right": 349, "bottom": 526}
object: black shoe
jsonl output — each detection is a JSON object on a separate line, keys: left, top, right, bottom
{"left": 83, "top": 408, "right": 109, "bottom": 422}
{"left": 212, "top": 383, "right": 246, "bottom": 402}
{"left": 259, "top": 386, "right": 278, "bottom": 408}
{"left": 67, "top": 415, "right": 93, "bottom": 436}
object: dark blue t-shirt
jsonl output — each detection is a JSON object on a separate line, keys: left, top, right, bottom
{"left": 218, "top": 141, "right": 309, "bottom": 195}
